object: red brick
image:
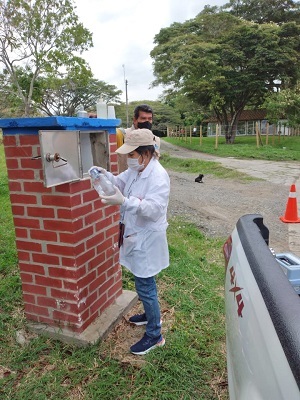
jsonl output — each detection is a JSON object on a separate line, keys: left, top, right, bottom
{"left": 27, "top": 207, "right": 55, "bottom": 218}
{"left": 90, "top": 293, "right": 107, "bottom": 315}
{"left": 52, "top": 311, "right": 80, "bottom": 325}
{"left": 48, "top": 267, "right": 77, "bottom": 279}
{"left": 3, "top": 136, "right": 16, "bottom": 146}
{"left": 17, "top": 251, "right": 30, "bottom": 262}
{"left": 74, "top": 242, "right": 85, "bottom": 256}
{"left": 8, "top": 169, "right": 35, "bottom": 180}
{"left": 76, "top": 248, "right": 95, "bottom": 266}
{"left": 11, "top": 205, "right": 25, "bottom": 215}
{"left": 70, "top": 194, "right": 82, "bottom": 207}
{"left": 84, "top": 209, "right": 103, "bottom": 225}
{"left": 82, "top": 190, "right": 99, "bottom": 203}
{"left": 99, "top": 276, "right": 114, "bottom": 294}
{"left": 105, "top": 225, "right": 119, "bottom": 239}
{"left": 100, "top": 296, "right": 115, "bottom": 313}
{"left": 80, "top": 312, "right": 97, "bottom": 332}
{"left": 14, "top": 217, "right": 40, "bottom": 229}
{"left": 5, "top": 158, "right": 19, "bottom": 169}
{"left": 61, "top": 257, "right": 77, "bottom": 268}
{"left": 43, "top": 219, "right": 74, "bottom": 232}
{"left": 86, "top": 231, "right": 105, "bottom": 250}
{"left": 15, "top": 228, "right": 28, "bottom": 239}
{"left": 19, "top": 262, "right": 45, "bottom": 275}
{"left": 24, "top": 181, "right": 49, "bottom": 193}
{"left": 35, "top": 275, "right": 63, "bottom": 288}
{"left": 57, "top": 208, "right": 72, "bottom": 219}
{"left": 20, "top": 272, "right": 33, "bottom": 283}
{"left": 54, "top": 184, "right": 71, "bottom": 194}
{"left": 78, "top": 270, "right": 96, "bottom": 289}
{"left": 27, "top": 314, "right": 54, "bottom": 325}
{"left": 83, "top": 291, "right": 97, "bottom": 309}
{"left": 21, "top": 158, "right": 41, "bottom": 169}
{"left": 19, "top": 136, "right": 39, "bottom": 145}
{"left": 42, "top": 194, "right": 71, "bottom": 208}
{"left": 22, "top": 293, "right": 36, "bottom": 304}
{"left": 10, "top": 193, "right": 37, "bottom": 205}
{"left": 71, "top": 203, "right": 93, "bottom": 219}
{"left": 95, "top": 218, "right": 109, "bottom": 232}
{"left": 74, "top": 226, "right": 94, "bottom": 244}
{"left": 17, "top": 240, "right": 42, "bottom": 252}
{"left": 63, "top": 280, "right": 80, "bottom": 291}
{"left": 105, "top": 263, "right": 120, "bottom": 279}
{"left": 36, "top": 296, "right": 57, "bottom": 308}
{"left": 22, "top": 283, "right": 47, "bottom": 296}
{"left": 51, "top": 288, "right": 78, "bottom": 301}
{"left": 9, "top": 181, "right": 22, "bottom": 191}
{"left": 89, "top": 273, "right": 106, "bottom": 293}
{"left": 47, "top": 243, "right": 75, "bottom": 257}
{"left": 59, "top": 232, "right": 74, "bottom": 244}
{"left": 32, "top": 253, "right": 59, "bottom": 265}
{"left": 69, "top": 179, "right": 91, "bottom": 193}
{"left": 5, "top": 146, "right": 33, "bottom": 158}
{"left": 24, "top": 303, "right": 49, "bottom": 317}
{"left": 97, "top": 237, "right": 113, "bottom": 254}
{"left": 108, "top": 281, "right": 123, "bottom": 298}
{"left": 30, "top": 229, "right": 57, "bottom": 242}
{"left": 87, "top": 252, "right": 106, "bottom": 271}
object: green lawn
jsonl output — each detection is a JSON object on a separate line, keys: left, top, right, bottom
{"left": 163, "top": 134, "right": 300, "bottom": 161}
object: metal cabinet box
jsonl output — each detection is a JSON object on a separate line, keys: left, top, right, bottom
{"left": 39, "top": 130, "right": 110, "bottom": 188}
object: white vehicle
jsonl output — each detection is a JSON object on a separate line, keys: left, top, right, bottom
{"left": 223, "top": 214, "right": 300, "bottom": 400}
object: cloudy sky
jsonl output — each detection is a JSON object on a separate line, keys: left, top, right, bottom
{"left": 74, "top": 0, "right": 225, "bottom": 102}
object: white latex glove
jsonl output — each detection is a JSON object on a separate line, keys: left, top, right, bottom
{"left": 101, "top": 186, "right": 125, "bottom": 205}
{"left": 88, "top": 165, "right": 108, "bottom": 176}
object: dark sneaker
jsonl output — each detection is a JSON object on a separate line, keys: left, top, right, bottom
{"left": 129, "top": 313, "right": 162, "bottom": 326}
{"left": 130, "top": 334, "right": 165, "bottom": 355}
{"left": 129, "top": 313, "right": 148, "bottom": 326}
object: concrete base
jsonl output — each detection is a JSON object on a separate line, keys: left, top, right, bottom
{"left": 27, "top": 290, "right": 138, "bottom": 347}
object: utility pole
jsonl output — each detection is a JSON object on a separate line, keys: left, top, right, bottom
{"left": 122, "top": 64, "right": 129, "bottom": 127}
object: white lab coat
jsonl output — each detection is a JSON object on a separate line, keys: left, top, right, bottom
{"left": 107, "top": 157, "right": 170, "bottom": 278}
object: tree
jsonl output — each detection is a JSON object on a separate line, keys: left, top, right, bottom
{"left": 0, "top": 0, "right": 93, "bottom": 116}
{"left": 151, "top": 10, "right": 300, "bottom": 142}
{"left": 264, "top": 84, "right": 300, "bottom": 127}
{"left": 222, "top": 0, "right": 300, "bottom": 24}
{"left": 36, "top": 75, "right": 122, "bottom": 116}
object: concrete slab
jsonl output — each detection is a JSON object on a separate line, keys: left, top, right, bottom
{"left": 27, "top": 290, "right": 138, "bottom": 347}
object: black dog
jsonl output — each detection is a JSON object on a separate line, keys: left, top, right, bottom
{"left": 195, "top": 174, "right": 204, "bottom": 183}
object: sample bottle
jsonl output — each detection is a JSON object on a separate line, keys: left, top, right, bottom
{"left": 89, "top": 167, "right": 116, "bottom": 196}
{"left": 77, "top": 104, "right": 88, "bottom": 118}
{"left": 96, "top": 98, "right": 107, "bottom": 119}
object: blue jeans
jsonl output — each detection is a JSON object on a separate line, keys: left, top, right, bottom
{"left": 134, "top": 275, "right": 162, "bottom": 339}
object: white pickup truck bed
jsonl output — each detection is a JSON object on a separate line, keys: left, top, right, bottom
{"left": 223, "top": 214, "right": 300, "bottom": 399}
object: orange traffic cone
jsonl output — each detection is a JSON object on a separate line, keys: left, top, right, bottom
{"left": 280, "top": 184, "right": 300, "bottom": 223}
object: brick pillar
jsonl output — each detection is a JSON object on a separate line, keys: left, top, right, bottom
{"left": 2, "top": 118, "right": 137, "bottom": 344}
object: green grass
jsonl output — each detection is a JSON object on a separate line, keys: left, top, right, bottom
{"left": 0, "top": 138, "right": 228, "bottom": 399}
{"left": 159, "top": 153, "right": 254, "bottom": 181}
{"left": 163, "top": 134, "right": 300, "bottom": 161}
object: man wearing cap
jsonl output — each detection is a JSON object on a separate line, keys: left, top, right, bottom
{"left": 116, "top": 104, "right": 160, "bottom": 173}
{"left": 91, "top": 129, "right": 169, "bottom": 355}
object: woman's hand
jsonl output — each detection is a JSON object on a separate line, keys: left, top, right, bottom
{"left": 101, "top": 186, "right": 125, "bottom": 205}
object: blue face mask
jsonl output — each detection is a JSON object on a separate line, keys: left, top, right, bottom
{"left": 127, "top": 155, "right": 144, "bottom": 171}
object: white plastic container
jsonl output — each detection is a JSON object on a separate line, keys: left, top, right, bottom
{"left": 96, "top": 98, "right": 107, "bottom": 119}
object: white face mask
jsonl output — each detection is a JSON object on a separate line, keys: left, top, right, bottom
{"left": 127, "top": 155, "right": 144, "bottom": 171}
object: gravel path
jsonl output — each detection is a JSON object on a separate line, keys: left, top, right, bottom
{"left": 160, "top": 140, "right": 300, "bottom": 253}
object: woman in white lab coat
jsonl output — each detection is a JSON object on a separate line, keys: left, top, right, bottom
{"left": 99, "top": 129, "right": 170, "bottom": 355}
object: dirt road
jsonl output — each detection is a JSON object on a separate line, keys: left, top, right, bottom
{"left": 160, "top": 140, "right": 300, "bottom": 253}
